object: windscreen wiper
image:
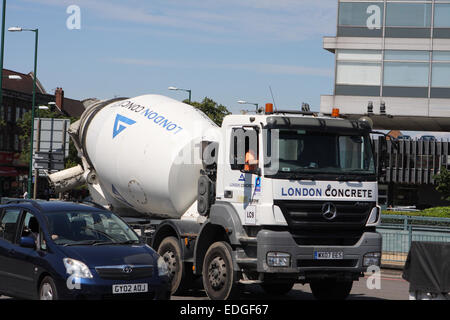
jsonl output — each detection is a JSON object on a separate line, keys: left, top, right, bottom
{"left": 108, "top": 240, "right": 141, "bottom": 245}
{"left": 63, "top": 240, "right": 112, "bottom": 246}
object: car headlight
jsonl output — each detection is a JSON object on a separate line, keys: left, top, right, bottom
{"left": 366, "top": 206, "right": 381, "bottom": 227}
{"left": 157, "top": 256, "right": 169, "bottom": 277}
{"left": 267, "top": 252, "right": 291, "bottom": 267}
{"left": 363, "top": 252, "right": 381, "bottom": 267}
{"left": 63, "top": 258, "right": 93, "bottom": 279}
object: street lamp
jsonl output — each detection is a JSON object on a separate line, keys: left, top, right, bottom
{"left": 9, "top": 26, "right": 39, "bottom": 199}
{"left": 168, "top": 86, "right": 192, "bottom": 104}
{"left": 238, "top": 100, "right": 259, "bottom": 113}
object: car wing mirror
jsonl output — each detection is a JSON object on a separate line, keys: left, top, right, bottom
{"left": 20, "top": 236, "right": 36, "bottom": 249}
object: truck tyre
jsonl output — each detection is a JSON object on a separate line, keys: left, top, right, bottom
{"left": 309, "top": 279, "right": 353, "bottom": 300}
{"left": 157, "top": 237, "right": 192, "bottom": 295}
{"left": 39, "top": 276, "right": 58, "bottom": 300}
{"left": 261, "top": 281, "right": 295, "bottom": 296}
{"left": 202, "top": 241, "right": 240, "bottom": 300}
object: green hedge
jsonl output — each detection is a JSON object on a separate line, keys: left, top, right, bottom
{"left": 382, "top": 207, "right": 450, "bottom": 219}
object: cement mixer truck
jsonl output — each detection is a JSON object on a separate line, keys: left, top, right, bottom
{"left": 49, "top": 95, "right": 383, "bottom": 300}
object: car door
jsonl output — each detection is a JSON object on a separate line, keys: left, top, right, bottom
{"left": 9, "top": 210, "right": 42, "bottom": 299}
{"left": 0, "top": 207, "right": 22, "bottom": 296}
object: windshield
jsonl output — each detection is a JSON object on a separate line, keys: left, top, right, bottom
{"left": 265, "top": 129, "right": 375, "bottom": 178}
{"left": 43, "top": 210, "right": 140, "bottom": 246}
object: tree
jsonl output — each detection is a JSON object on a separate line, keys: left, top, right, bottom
{"left": 433, "top": 167, "right": 450, "bottom": 201}
{"left": 183, "top": 97, "right": 231, "bottom": 126}
{"left": 17, "top": 108, "right": 81, "bottom": 169}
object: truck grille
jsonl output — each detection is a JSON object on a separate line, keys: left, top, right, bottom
{"left": 95, "top": 265, "right": 153, "bottom": 280}
{"left": 274, "top": 200, "right": 374, "bottom": 246}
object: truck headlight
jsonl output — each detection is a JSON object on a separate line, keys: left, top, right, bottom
{"left": 366, "top": 206, "right": 381, "bottom": 227}
{"left": 267, "top": 252, "right": 291, "bottom": 267}
{"left": 63, "top": 258, "right": 93, "bottom": 279}
{"left": 157, "top": 256, "right": 169, "bottom": 277}
{"left": 363, "top": 252, "right": 381, "bottom": 267}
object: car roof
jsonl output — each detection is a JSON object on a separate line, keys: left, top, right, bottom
{"left": 0, "top": 200, "right": 106, "bottom": 214}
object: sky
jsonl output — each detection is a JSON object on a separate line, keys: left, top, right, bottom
{"left": 3, "top": 0, "right": 337, "bottom": 115}
{"left": 3, "top": 0, "right": 450, "bottom": 139}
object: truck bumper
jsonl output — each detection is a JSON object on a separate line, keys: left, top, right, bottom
{"left": 256, "top": 230, "right": 382, "bottom": 275}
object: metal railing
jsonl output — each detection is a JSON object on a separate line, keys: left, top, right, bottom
{"left": 378, "top": 215, "right": 450, "bottom": 267}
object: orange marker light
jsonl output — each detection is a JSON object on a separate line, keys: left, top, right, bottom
{"left": 265, "top": 103, "right": 274, "bottom": 114}
{"left": 331, "top": 108, "right": 340, "bottom": 118}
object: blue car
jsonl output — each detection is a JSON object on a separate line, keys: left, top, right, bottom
{"left": 0, "top": 200, "right": 170, "bottom": 300}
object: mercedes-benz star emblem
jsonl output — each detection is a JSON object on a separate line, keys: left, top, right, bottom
{"left": 123, "top": 266, "right": 133, "bottom": 274}
{"left": 322, "top": 202, "right": 337, "bottom": 220}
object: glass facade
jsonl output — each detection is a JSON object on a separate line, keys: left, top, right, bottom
{"left": 335, "top": 49, "right": 450, "bottom": 98}
{"left": 338, "top": 0, "right": 450, "bottom": 38}
{"left": 334, "top": 1, "right": 450, "bottom": 98}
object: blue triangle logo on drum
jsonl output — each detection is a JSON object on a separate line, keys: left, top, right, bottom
{"left": 113, "top": 114, "right": 136, "bottom": 138}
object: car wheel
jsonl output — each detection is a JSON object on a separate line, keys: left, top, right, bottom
{"left": 157, "top": 236, "right": 192, "bottom": 295}
{"left": 202, "top": 241, "right": 240, "bottom": 300}
{"left": 39, "top": 276, "right": 58, "bottom": 300}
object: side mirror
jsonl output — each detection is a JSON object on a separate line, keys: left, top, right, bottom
{"left": 241, "top": 167, "right": 261, "bottom": 176}
{"left": 20, "top": 236, "right": 36, "bottom": 249}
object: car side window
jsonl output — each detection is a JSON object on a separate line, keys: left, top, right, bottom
{"left": 20, "top": 211, "right": 39, "bottom": 241}
{"left": 19, "top": 211, "right": 48, "bottom": 250}
{"left": 0, "top": 208, "right": 21, "bottom": 243}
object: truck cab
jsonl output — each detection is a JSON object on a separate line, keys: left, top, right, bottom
{"left": 195, "top": 109, "right": 382, "bottom": 299}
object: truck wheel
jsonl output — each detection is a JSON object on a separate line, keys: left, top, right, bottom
{"left": 39, "top": 276, "right": 58, "bottom": 300}
{"left": 309, "top": 279, "right": 353, "bottom": 300}
{"left": 158, "top": 237, "right": 191, "bottom": 295}
{"left": 261, "top": 281, "right": 295, "bottom": 296}
{"left": 202, "top": 241, "right": 240, "bottom": 300}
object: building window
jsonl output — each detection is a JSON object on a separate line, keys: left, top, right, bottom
{"left": 6, "top": 106, "right": 12, "bottom": 122}
{"left": 15, "top": 107, "right": 20, "bottom": 122}
{"left": 385, "top": 50, "right": 429, "bottom": 61}
{"left": 386, "top": 3, "right": 432, "bottom": 27}
{"left": 434, "top": 4, "right": 450, "bottom": 28}
{"left": 14, "top": 134, "right": 19, "bottom": 152}
{"left": 336, "top": 50, "right": 382, "bottom": 86}
{"left": 339, "top": 2, "right": 384, "bottom": 27}
{"left": 384, "top": 62, "right": 429, "bottom": 87}
{"left": 431, "top": 51, "right": 450, "bottom": 97}
{"left": 432, "top": 63, "right": 450, "bottom": 88}
{"left": 383, "top": 50, "right": 430, "bottom": 87}
{"left": 338, "top": 2, "right": 384, "bottom": 37}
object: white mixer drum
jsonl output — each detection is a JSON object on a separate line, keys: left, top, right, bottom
{"left": 81, "top": 94, "right": 219, "bottom": 218}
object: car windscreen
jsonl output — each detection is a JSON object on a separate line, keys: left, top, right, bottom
{"left": 43, "top": 210, "right": 140, "bottom": 246}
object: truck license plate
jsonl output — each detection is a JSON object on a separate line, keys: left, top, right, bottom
{"left": 112, "top": 283, "right": 148, "bottom": 294}
{"left": 314, "top": 251, "right": 344, "bottom": 260}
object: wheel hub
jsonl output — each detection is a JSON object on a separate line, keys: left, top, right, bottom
{"left": 162, "top": 250, "right": 177, "bottom": 281}
{"left": 40, "top": 283, "right": 53, "bottom": 300}
{"left": 208, "top": 256, "right": 227, "bottom": 290}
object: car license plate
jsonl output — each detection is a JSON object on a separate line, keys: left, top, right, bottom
{"left": 112, "top": 283, "right": 148, "bottom": 294}
{"left": 314, "top": 251, "right": 344, "bottom": 260}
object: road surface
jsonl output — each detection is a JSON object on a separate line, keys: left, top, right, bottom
{"left": 0, "top": 269, "right": 409, "bottom": 300}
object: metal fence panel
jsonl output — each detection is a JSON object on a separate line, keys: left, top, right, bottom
{"left": 378, "top": 215, "right": 450, "bottom": 267}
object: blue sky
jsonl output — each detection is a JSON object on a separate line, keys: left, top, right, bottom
{"left": 3, "top": 0, "right": 337, "bottom": 114}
